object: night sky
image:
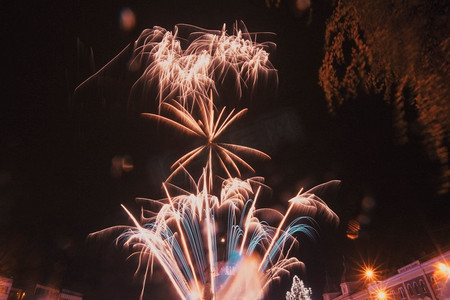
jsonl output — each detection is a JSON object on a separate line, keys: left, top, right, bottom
{"left": 1, "top": 1, "right": 449, "bottom": 299}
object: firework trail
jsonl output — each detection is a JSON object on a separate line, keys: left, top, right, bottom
{"left": 89, "top": 22, "right": 339, "bottom": 300}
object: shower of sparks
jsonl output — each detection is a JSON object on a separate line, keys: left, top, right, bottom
{"left": 89, "top": 22, "right": 340, "bottom": 300}
{"left": 130, "top": 21, "right": 277, "bottom": 112}
{"left": 142, "top": 91, "right": 270, "bottom": 190}
{"left": 129, "top": 22, "right": 276, "bottom": 189}
{"left": 93, "top": 175, "right": 338, "bottom": 300}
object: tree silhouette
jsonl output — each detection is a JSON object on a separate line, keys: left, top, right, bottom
{"left": 319, "top": 0, "right": 450, "bottom": 194}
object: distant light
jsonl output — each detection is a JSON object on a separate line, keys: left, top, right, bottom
{"left": 376, "top": 291, "right": 387, "bottom": 299}
{"left": 119, "top": 8, "right": 136, "bottom": 32}
{"left": 361, "top": 265, "right": 379, "bottom": 282}
{"left": 437, "top": 263, "right": 450, "bottom": 278}
{"left": 220, "top": 237, "right": 226, "bottom": 243}
{"left": 365, "top": 269, "right": 374, "bottom": 278}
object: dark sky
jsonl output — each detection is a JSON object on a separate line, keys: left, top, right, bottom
{"left": 1, "top": 0, "right": 449, "bottom": 299}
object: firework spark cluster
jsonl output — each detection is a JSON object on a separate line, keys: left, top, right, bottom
{"left": 130, "top": 22, "right": 277, "bottom": 111}
{"left": 129, "top": 22, "right": 278, "bottom": 183}
{"left": 113, "top": 175, "right": 338, "bottom": 300}
{"left": 91, "top": 22, "right": 339, "bottom": 300}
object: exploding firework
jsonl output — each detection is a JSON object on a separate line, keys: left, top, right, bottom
{"left": 93, "top": 173, "right": 338, "bottom": 300}
{"left": 129, "top": 22, "right": 277, "bottom": 112}
{"left": 129, "top": 22, "right": 277, "bottom": 186}
{"left": 88, "top": 22, "right": 339, "bottom": 300}
{"left": 142, "top": 91, "right": 270, "bottom": 189}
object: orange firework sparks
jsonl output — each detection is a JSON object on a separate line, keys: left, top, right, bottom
{"left": 130, "top": 22, "right": 277, "bottom": 112}
{"left": 142, "top": 91, "right": 270, "bottom": 190}
{"left": 91, "top": 174, "right": 338, "bottom": 300}
{"left": 88, "top": 22, "right": 340, "bottom": 300}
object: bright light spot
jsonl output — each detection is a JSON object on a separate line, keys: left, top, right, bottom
{"left": 216, "top": 255, "right": 263, "bottom": 300}
{"left": 438, "top": 263, "right": 450, "bottom": 278}
{"left": 439, "top": 263, "right": 448, "bottom": 272}
{"left": 376, "top": 291, "right": 387, "bottom": 299}
{"left": 220, "top": 237, "right": 226, "bottom": 243}
{"left": 361, "top": 265, "right": 379, "bottom": 282}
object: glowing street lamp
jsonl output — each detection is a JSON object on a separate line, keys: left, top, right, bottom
{"left": 436, "top": 262, "right": 450, "bottom": 279}
{"left": 363, "top": 266, "right": 387, "bottom": 299}
{"left": 365, "top": 268, "right": 374, "bottom": 280}
{"left": 362, "top": 266, "right": 380, "bottom": 282}
{"left": 376, "top": 290, "right": 387, "bottom": 299}
{"left": 438, "top": 263, "right": 449, "bottom": 273}
{"left": 359, "top": 260, "right": 381, "bottom": 283}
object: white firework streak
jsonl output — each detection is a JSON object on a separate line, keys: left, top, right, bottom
{"left": 129, "top": 22, "right": 277, "bottom": 112}
{"left": 142, "top": 91, "right": 270, "bottom": 190}
{"left": 88, "top": 22, "right": 340, "bottom": 300}
{"left": 92, "top": 174, "right": 339, "bottom": 300}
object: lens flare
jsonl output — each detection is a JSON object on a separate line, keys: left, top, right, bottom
{"left": 365, "top": 269, "right": 374, "bottom": 279}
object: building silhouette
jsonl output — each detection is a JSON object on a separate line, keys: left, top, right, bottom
{"left": 323, "top": 250, "right": 450, "bottom": 300}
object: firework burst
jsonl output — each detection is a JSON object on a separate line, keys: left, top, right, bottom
{"left": 89, "top": 22, "right": 339, "bottom": 300}
{"left": 129, "top": 22, "right": 277, "bottom": 112}
{"left": 93, "top": 174, "right": 338, "bottom": 300}
{"left": 142, "top": 91, "right": 270, "bottom": 190}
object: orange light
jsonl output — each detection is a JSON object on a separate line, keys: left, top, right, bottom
{"left": 365, "top": 268, "right": 374, "bottom": 279}
{"left": 376, "top": 291, "right": 387, "bottom": 299}
{"left": 358, "top": 262, "right": 381, "bottom": 282}
{"left": 438, "top": 263, "right": 448, "bottom": 272}
{"left": 437, "top": 263, "right": 450, "bottom": 278}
